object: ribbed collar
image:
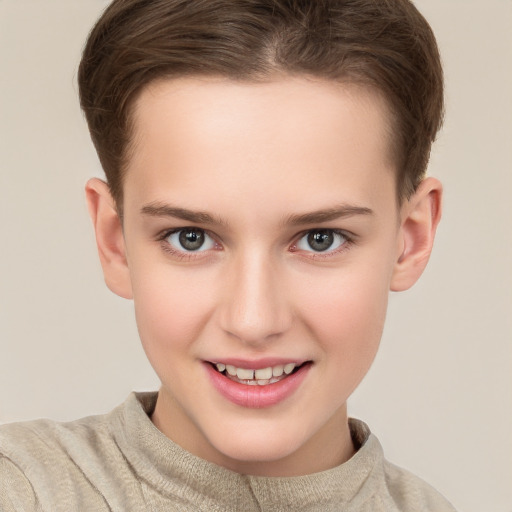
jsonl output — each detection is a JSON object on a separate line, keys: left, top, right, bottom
{"left": 109, "top": 392, "right": 384, "bottom": 511}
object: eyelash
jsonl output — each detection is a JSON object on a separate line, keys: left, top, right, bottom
{"left": 156, "top": 227, "right": 355, "bottom": 261}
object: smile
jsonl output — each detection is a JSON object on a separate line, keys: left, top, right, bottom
{"left": 205, "top": 360, "right": 311, "bottom": 408}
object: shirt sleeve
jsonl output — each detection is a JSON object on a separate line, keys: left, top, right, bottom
{"left": 0, "top": 456, "right": 41, "bottom": 512}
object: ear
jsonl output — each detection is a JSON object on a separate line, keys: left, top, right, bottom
{"left": 390, "top": 177, "right": 443, "bottom": 292}
{"left": 85, "top": 178, "right": 133, "bottom": 299}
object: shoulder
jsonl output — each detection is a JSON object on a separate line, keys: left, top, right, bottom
{"left": 0, "top": 455, "right": 40, "bottom": 512}
{"left": 0, "top": 411, "right": 112, "bottom": 467}
{"left": 347, "top": 419, "right": 457, "bottom": 512}
{"left": 380, "top": 458, "right": 457, "bottom": 512}
{"left": 0, "top": 408, "right": 119, "bottom": 511}
{"left": 0, "top": 393, "right": 157, "bottom": 511}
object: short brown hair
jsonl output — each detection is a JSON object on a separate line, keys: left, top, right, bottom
{"left": 78, "top": 0, "right": 444, "bottom": 210}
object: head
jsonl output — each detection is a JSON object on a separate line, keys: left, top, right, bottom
{"left": 81, "top": 0, "right": 444, "bottom": 476}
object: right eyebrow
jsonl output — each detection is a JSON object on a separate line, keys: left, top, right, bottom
{"left": 140, "top": 202, "right": 228, "bottom": 226}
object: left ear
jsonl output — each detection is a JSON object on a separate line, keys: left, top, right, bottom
{"left": 390, "top": 177, "right": 443, "bottom": 291}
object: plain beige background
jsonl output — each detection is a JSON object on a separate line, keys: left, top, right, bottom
{"left": 1, "top": 1, "right": 511, "bottom": 511}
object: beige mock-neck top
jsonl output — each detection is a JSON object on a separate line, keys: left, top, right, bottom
{"left": 0, "top": 392, "right": 456, "bottom": 511}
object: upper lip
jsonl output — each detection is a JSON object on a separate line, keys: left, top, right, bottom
{"left": 206, "top": 357, "right": 309, "bottom": 370}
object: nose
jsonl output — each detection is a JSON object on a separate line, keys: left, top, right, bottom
{"left": 218, "top": 250, "right": 292, "bottom": 346}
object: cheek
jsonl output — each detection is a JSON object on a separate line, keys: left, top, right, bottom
{"left": 298, "top": 264, "right": 390, "bottom": 369}
{"left": 130, "top": 266, "right": 215, "bottom": 361}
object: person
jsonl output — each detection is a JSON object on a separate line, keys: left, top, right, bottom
{"left": 0, "top": 0, "right": 457, "bottom": 510}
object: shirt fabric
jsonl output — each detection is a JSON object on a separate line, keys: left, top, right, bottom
{"left": 0, "top": 392, "right": 456, "bottom": 511}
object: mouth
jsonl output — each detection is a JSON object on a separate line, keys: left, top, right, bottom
{"left": 209, "top": 361, "right": 309, "bottom": 386}
{"left": 205, "top": 359, "right": 312, "bottom": 408}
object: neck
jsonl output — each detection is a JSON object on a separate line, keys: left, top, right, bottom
{"left": 152, "top": 390, "right": 355, "bottom": 477}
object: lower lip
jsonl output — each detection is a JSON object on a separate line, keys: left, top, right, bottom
{"left": 205, "top": 363, "right": 311, "bottom": 409}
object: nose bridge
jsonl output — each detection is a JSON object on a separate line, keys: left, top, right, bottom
{"left": 219, "top": 247, "right": 290, "bottom": 345}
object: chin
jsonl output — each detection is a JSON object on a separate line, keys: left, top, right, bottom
{"left": 204, "top": 419, "right": 313, "bottom": 472}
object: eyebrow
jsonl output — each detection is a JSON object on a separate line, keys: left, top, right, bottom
{"left": 284, "top": 205, "right": 374, "bottom": 225}
{"left": 141, "top": 202, "right": 373, "bottom": 226}
{"left": 140, "top": 202, "right": 228, "bottom": 226}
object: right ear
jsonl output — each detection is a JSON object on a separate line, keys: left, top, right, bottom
{"left": 85, "top": 178, "right": 133, "bottom": 299}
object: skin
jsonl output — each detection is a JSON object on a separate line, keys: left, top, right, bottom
{"left": 86, "top": 77, "right": 442, "bottom": 477}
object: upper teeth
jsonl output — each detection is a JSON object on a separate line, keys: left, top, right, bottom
{"left": 217, "top": 363, "right": 297, "bottom": 380}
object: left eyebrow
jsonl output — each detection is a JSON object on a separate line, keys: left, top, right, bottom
{"left": 284, "top": 205, "right": 374, "bottom": 226}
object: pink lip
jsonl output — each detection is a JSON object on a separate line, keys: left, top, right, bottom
{"left": 205, "top": 361, "right": 311, "bottom": 409}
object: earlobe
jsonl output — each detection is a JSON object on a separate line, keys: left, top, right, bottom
{"left": 390, "top": 177, "right": 442, "bottom": 292}
{"left": 85, "top": 178, "right": 133, "bottom": 299}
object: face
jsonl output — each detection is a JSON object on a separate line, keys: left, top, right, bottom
{"left": 120, "top": 77, "right": 404, "bottom": 476}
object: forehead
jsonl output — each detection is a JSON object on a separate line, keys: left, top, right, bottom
{"left": 125, "top": 77, "right": 397, "bottom": 217}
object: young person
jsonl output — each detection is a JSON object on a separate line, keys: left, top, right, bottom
{"left": 0, "top": 0, "right": 456, "bottom": 510}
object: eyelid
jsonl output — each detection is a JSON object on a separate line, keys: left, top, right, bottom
{"left": 157, "top": 226, "right": 215, "bottom": 242}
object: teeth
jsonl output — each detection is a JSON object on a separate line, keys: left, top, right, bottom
{"left": 236, "top": 368, "right": 255, "bottom": 380}
{"left": 215, "top": 362, "right": 301, "bottom": 381}
{"left": 284, "top": 363, "right": 296, "bottom": 375}
{"left": 226, "top": 365, "right": 237, "bottom": 376}
{"left": 272, "top": 365, "right": 284, "bottom": 377}
{"left": 254, "top": 367, "right": 272, "bottom": 380}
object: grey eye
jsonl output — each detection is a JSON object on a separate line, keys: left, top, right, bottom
{"left": 307, "top": 230, "right": 333, "bottom": 251}
{"left": 167, "top": 228, "right": 215, "bottom": 252}
{"left": 296, "top": 229, "right": 347, "bottom": 253}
